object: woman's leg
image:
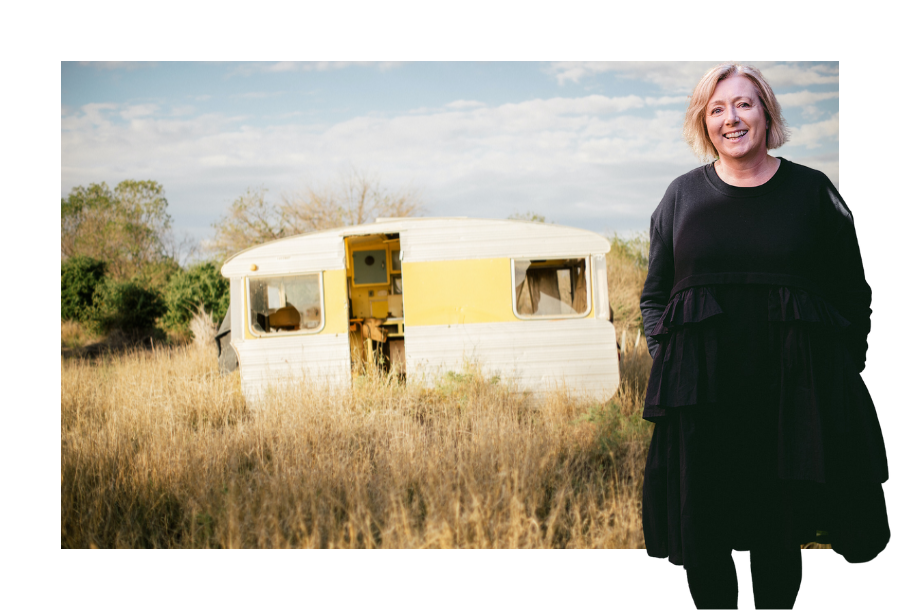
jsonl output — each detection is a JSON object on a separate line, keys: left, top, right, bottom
{"left": 685, "top": 553, "right": 739, "bottom": 609}
{"left": 750, "top": 545, "right": 802, "bottom": 609}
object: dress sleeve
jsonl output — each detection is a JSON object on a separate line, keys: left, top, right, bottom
{"left": 826, "top": 180, "right": 872, "bottom": 372}
{"left": 641, "top": 213, "right": 675, "bottom": 360}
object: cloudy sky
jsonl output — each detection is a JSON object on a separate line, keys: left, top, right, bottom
{"left": 61, "top": 61, "right": 839, "bottom": 246}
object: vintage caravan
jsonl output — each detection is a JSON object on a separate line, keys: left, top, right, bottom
{"left": 218, "top": 218, "right": 619, "bottom": 402}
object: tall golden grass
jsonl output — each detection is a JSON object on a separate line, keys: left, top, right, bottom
{"left": 61, "top": 319, "right": 100, "bottom": 350}
{"left": 62, "top": 235, "right": 659, "bottom": 549}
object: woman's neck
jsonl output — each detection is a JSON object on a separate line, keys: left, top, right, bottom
{"left": 714, "top": 154, "right": 781, "bottom": 187}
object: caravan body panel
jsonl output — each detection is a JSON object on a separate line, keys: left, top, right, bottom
{"left": 236, "top": 333, "right": 351, "bottom": 401}
{"left": 404, "top": 318, "right": 619, "bottom": 399}
{"left": 402, "top": 258, "right": 518, "bottom": 326}
{"left": 220, "top": 218, "right": 620, "bottom": 403}
{"left": 230, "top": 268, "right": 351, "bottom": 401}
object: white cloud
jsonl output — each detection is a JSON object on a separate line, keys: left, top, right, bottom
{"left": 61, "top": 92, "right": 839, "bottom": 234}
{"left": 787, "top": 114, "right": 839, "bottom": 149}
{"left": 170, "top": 105, "right": 196, "bottom": 117}
{"left": 755, "top": 62, "right": 839, "bottom": 87}
{"left": 546, "top": 61, "right": 839, "bottom": 93}
{"left": 61, "top": 102, "right": 117, "bottom": 130}
{"left": 231, "top": 91, "right": 285, "bottom": 99}
{"left": 546, "top": 61, "right": 711, "bottom": 91}
{"left": 446, "top": 100, "right": 485, "bottom": 109}
{"left": 800, "top": 106, "right": 825, "bottom": 120}
{"left": 77, "top": 61, "right": 156, "bottom": 71}
{"left": 231, "top": 61, "right": 404, "bottom": 76}
{"left": 120, "top": 104, "right": 159, "bottom": 120}
{"left": 645, "top": 95, "right": 689, "bottom": 107}
{"left": 776, "top": 90, "right": 839, "bottom": 121}
{"left": 776, "top": 90, "right": 839, "bottom": 107}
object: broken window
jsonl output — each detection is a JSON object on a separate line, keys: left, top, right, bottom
{"left": 247, "top": 273, "right": 323, "bottom": 336}
{"left": 513, "top": 258, "right": 589, "bottom": 317}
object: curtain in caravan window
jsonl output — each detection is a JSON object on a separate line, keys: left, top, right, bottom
{"left": 514, "top": 260, "right": 535, "bottom": 314}
{"left": 514, "top": 258, "right": 588, "bottom": 317}
{"left": 531, "top": 268, "right": 562, "bottom": 315}
{"left": 573, "top": 266, "right": 587, "bottom": 312}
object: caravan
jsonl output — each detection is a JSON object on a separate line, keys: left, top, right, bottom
{"left": 218, "top": 218, "right": 619, "bottom": 402}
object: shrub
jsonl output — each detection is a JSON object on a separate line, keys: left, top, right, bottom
{"left": 606, "top": 233, "right": 650, "bottom": 337}
{"left": 61, "top": 256, "right": 107, "bottom": 321}
{"left": 86, "top": 278, "right": 166, "bottom": 335}
{"left": 608, "top": 233, "right": 649, "bottom": 271}
{"left": 161, "top": 262, "right": 229, "bottom": 334}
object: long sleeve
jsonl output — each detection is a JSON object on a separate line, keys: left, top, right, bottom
{"left": 826, "top": 184, "right": 872, "bottom": 372}
{"left": 641, "top": 219, "right": 675, "bottom": 360}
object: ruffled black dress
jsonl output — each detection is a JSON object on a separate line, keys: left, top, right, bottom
{"left": 640, "top": 159, "right": 890, "bottom": 569}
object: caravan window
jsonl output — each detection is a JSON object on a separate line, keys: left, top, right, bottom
{"left": 512, "top": 258, "right": 590, "bottom": 318}
{"left": 247, "top": 273, "right": 323, "bottom": 336}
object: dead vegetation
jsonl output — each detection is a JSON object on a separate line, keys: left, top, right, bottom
{"left": 62, "top": 236, "right": 661, "bottom": 548}
{"left": 61, "top": 344, "right": 655, "bottom": 548}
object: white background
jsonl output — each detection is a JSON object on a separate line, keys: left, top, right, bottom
{"left": 11, "top": 1, "right": 896, "bottom": 609}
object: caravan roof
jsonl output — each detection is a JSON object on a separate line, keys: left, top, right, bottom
{"left": 221, "top": 217, "right": 611, "bottom": 278}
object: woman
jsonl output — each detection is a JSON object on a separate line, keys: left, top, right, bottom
{"left": 640, "top": 63, "right": 889, "bottom": 609}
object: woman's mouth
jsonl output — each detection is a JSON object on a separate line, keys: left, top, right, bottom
{"left": 724, "top": 130, "right": 748, "bottom": 140}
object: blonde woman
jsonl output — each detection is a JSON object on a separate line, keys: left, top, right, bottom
{"left": 640, "top": 64, "right": 889, "bottom": 608}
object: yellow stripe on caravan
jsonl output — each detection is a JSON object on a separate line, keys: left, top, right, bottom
{"left": 321, "top": 268, "right": 349, "bottom": 334}
{"left": 403, "top": 258, "right": 517, "bottom": 326}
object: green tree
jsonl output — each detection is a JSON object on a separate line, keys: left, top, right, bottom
{"left": 61, "top": 180, "right": 178, "bottom": 285}
{"left": 61, "top": 256, "right": 107, "bottom": 322}
{"left": 86, "top": 278, "right": 167, "bottom": 335}
{"left": 161, "top": 262, "right": 230, "bottom": 334}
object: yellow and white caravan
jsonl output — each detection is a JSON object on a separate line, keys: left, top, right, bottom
{"left": 219, "top": 218, "right": 619, "bottom": 402}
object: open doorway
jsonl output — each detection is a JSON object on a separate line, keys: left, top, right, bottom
{"left": 344, "top": 233, "right": 405, "bottom": 376}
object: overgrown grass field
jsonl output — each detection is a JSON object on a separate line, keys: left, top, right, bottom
{"left": 61, "top": 236, "right": 659, "bottom": 548}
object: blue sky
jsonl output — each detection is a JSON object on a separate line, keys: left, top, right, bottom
{"left": 61, "top": 61, "right": 840, "bottom": 249}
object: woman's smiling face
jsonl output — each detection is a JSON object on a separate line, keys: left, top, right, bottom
{"left": 705, "top": 75, "right": 769, "bottom": 164}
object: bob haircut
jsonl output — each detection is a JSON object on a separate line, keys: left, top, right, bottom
{"left": 684, "top": 63, "right": 790, "bottom": 162}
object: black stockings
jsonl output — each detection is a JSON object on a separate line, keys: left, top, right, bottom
{"left": 750, "top": 546, "right": 802, "bottom": 609}
{"left": 687, "top": 554, "right": 738, "bottom": 609}
{"left": 686, "top": 547, "right": 802, "bottom": 609}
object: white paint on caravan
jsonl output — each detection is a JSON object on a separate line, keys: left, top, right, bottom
{"left": 221, "top": 217, "right": 619, "bottom": 403}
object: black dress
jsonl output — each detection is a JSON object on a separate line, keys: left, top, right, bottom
{"left": 639, "top": 159, "right": 890, "bottom": 569}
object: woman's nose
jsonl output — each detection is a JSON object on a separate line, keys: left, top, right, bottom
{"left": 725, "top": 106, "right": 740, "bottom": 124}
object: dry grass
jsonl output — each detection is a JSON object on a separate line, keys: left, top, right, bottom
{"left": 61, "top": 344, "right": 654, "bottom": 549}
{"left": 189, "top": 309, "right": 218, "bottom": 353}
{"left": 606, "top": 233, "right": 649, "bottom": 336}
{"left": 61, "top": 238, "right": 660, "bottom": 549}
{"left": 61, "top": 319, "right": 100, "bottom": 349}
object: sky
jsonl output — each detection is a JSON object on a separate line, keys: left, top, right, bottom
{"left": 61, "top": 61, "right": 840, "bottom": 249}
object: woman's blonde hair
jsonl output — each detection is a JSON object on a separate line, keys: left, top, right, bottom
{"left": 684, "top": 63, "right": 789, "bottom": 161}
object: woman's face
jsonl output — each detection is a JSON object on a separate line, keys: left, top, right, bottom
{"left": 705, "top": 75, "right": 769, "bottom": 163}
